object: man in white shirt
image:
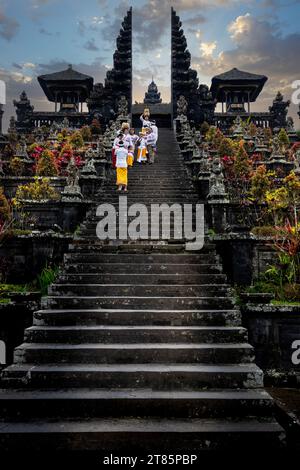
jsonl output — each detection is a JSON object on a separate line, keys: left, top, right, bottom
{"left": 115, "top": 141, "right": 129, "bottom": 192}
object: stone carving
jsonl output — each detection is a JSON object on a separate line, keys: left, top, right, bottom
{"left": 62, "top": 156, "right": 83, "bottom": 200}
{"left": 82, "top": 148, "right": 97, "bottom": 176}
{"left": 286, "top": 116, "right": 297, "bottom": 139}
{"left": 177, "top": 95, "right": 188, "bottom": 117}
{"left": 232, "top": 116, "right": 243, "bottom": 138}
{"left": 269, "top": 91, "right": 290, "bottom": 130}
{"left": 15, "top": 135, "right": 31, "bottom": 162}
{"left": 13, "top": 91, "right": 34, "bottom": 132}
{"left": 207, "top": 156, "right": 229, "bottom": 203}
{"left": 194, "top": 130, "right": 202, "bottom": 146}
{"left": 270, "top": 136, "right": 286, "bottom": 162}
{"left": 117, "top": 95, "right": 128, "bottom": 117}
{"left": 8, "top": 116, "right": 17, "bottom": 134}
{"left": 61, "top": 117, "right": 70, "bottom": 129}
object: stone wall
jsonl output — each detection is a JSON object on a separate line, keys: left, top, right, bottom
{"left": 0, "top": 233, "right": 72, "bottom": 283}
{"left": 214, "top": 235, "right": 278, "bottom": 286}
{"left": 0, "top": 300, "right": 39, "bottom": 368}
{"left": 242, "top": 305, "right": 300, "bottom": 385}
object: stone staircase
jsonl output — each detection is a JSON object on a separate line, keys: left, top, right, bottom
{"left": 0, "top": 129, "right": 284, "bottom": 453}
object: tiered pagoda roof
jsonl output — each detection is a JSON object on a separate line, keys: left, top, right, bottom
{"left": 144, "top": 80, "right": 162, "bottom": 104}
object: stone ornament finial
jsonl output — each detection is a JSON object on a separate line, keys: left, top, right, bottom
{"left": 177, "top": 95, "right": 188, "bottom": 117}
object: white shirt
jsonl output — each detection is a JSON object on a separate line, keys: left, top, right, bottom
{"left": 130, "top": 134, "right": 139, "bottom": 146}
{"left": 138, "top": 137, "right": 147, "bottom": 149}
{"left": 151, "top": 125, "right": 158, "bottom": 143}
{"left": 140, "top": 115, "right": 151, "bottom": 128}
{"left": 113, "top": 137, "right": 122, "bottom": 150}
{"left": 116, "top": 147, "right": 128, "bottom": 168}
{"left": 123, "top": 134, "right": 133, "bottom": 149}
{"left": 146, "top": 132, "right": 156, "bottom": 146}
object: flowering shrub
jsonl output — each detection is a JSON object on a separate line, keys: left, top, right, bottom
{"left": 250, "top": 165, "right": 273, "bottom": 204}
{"left": 80, "top": 126, "right": 92, "bottom": 142}
{"left": 69, "top": 131, "right": 84, "bottom": 149}
{"left": 0, "top": 187, "right": 10, "bottom": 223}
{"left": 36, "top": 149, "right": 58, "bottom": 177}
{"left": 9, "top": 157, "right": 25, "bottom": 176}
{"left": 13, "top": 177, "right": 59, "bottom": 204}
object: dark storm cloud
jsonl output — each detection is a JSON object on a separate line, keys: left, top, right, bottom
{"left": 84, "top": 38, "right": 100, "bottom": 51}
{"left": 99, "top": 0, "right": 249, "bottom": 52}
{"left": 0, "top": 11, "right": 19, "bottom": 41}
{"left": 12, "top": 62, "right": 23, "bottom": 70}
{"left": 191, "top": 12, "right": 300, "bottom": 123}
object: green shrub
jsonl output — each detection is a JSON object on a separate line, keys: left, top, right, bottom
{"left": 37, "top": 265, "right": 59, "bottom": 296}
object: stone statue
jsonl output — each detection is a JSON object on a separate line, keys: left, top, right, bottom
{"left": 13, "top": 91, "right": 34, "bottom": 132}
{"left": 8, "top": 116, "right": 17, "bottom": 134}
{"left": 117, "top": 95, "right": 128, "bottom": 117}
{"left": 15, "top": 135, "right": 30, "bottom": 162}
{"left": 207, "top": 156, "right": 229, "bottom": 203}
{"left": 194, "top": 130, "right": 202, "bottom": 145}
{"left": 286, "top": 116, "right": 297, "bottom": 138}
{"left": 232, "top": 116, "right": 243, "bottom": 137}
{"left": 177, "top": 95, "right": 188, "bottom": 117}
{"left": 61, "top": 117, "right": 70, "bottom": 129}
{"left": 287, "top": 116, "right": 295, "bottom": 132}
{"left": 62, "top": 156, "right": 83, "bottom": 201}
{"left": 82, "top": 148, "right": 97, "bottom": 176}
{"left": 96, "top": 138, "right": 106, "bottom": 159}
{"left": 270, "top": 135, "right": 286, "bottom": 162}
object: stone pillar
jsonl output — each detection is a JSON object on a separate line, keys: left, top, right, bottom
{"left": 206, "top": 156, "right": 229, "bottom": 233}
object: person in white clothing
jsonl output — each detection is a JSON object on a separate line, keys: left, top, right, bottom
{"left": 137, "top": 132, "right": 147, "bottom": 164}
{"left": 112, "top": 132, "right": 124, "bottom": 168}
{"left": 146, "top": 128, "right": 156, "bottom": 164}
{"left": 115, "top": 141, "right": 129, "bottom": 191}
{"left": 151, "top": 120, "right": 158, "bottom": 144}
{"left": 140, "top": 114, "right": 152, "bottom": 130}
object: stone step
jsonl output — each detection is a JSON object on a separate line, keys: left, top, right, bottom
{"left": 25, "top": 325, "right": 248, "bottom": 344}
{"left": 0, "top": 417, "right": 284, "bottom": 452}
{"left": 67, "top": 243, "right": 214, "bottom": 253}
{"left": 64, "top": 253, "right": 217, "bottom": 264}
{"left": 64, "top": 263, "right": 223, "bottom": 274}
{"left": 48, "top": 284, "right": 231, "bottom": 297}
{"left": 57, "top": 273, "right": 227, "bottom": 285}
{"left": 2, "top": 363, "right": 263, "bottom": 389}
{"left": 44, "top": 295, "right": 235, "bottom": 310}
{"left": 97, "top": 194, "right": 199, "bottom": 200}
{"left": 14, "top": 343, "right": 255, "bottom": 365}
{"left": 0, "top": 388, "right": 275, "bottom": 419}
{"left": 33, "top": 308, "right": 242, "bottom": 327}
{"left": 113, "top": 185, "right": 194, "bottom": 190}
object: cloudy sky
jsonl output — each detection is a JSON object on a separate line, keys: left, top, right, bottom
{"left": 0, "top": 0, "right": 300, "bottom": 129}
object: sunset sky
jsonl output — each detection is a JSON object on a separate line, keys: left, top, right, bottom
{"left": 0, "top": 0, "right": 300, "bottom": 129}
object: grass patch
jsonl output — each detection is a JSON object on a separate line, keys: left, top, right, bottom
{"left": 37, "top": 265, "right": 59, "bottom": 296}
{"left": 271, "top": 300, "right": 300, "bottom": 306}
